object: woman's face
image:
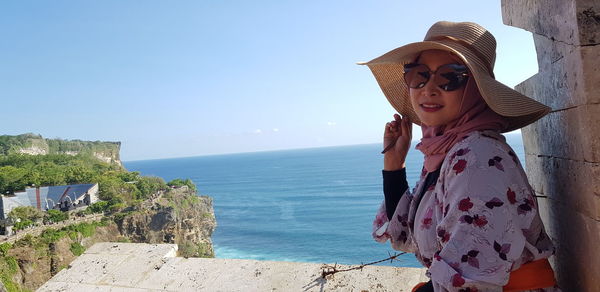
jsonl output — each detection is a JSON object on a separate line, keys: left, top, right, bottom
{"left": 409, "top": 50, "right": 466, "bottom": 127}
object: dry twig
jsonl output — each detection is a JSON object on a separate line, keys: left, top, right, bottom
{"left": 321, "top": 252, "right": 407, "bottom": 278}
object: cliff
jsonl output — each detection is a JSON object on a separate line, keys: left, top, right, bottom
{"left": 0, "top": 187, "right": 216, "bottom": 291}
{"left": 117, "top": 186, "right": 216, "bottom": 257}
{"left": 0, "top": 133, "right": 122, "bottom": 166}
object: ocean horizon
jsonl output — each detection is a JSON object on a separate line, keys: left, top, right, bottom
{"left": 124, "top": 133, "right": 525, "bottom": 267}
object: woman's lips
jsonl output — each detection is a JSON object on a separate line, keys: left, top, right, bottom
{"left": 420, "top": 103, "right": 443, "bottom": 112}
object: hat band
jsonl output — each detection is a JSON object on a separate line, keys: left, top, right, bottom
{"left": 427, "top": 35, "right": 495, "bottom": 78}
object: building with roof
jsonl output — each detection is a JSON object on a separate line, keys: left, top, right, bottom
{"left": 0, "top": 183, "right": 99, "bottom": 234}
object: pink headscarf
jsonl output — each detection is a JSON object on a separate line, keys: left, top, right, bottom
{"left": 415, "top": 78, "right": 509, "bottom": 172}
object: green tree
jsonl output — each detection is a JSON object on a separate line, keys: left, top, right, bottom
{"left": 8, "top": 206, "right": 44, "bottom": 222}
{"left": 45, "top": 209, "right": 69, "bottom": 223}
{"left": 0, "top": 166, "right": 28, "bottom": 194}
{"left": 167, "top": 178, "right": 197, "bottom": 193}
{"left": 136, "top": 176, "right": 166, "bottom": 199}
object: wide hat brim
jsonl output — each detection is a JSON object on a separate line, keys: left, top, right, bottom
{"left": 361, "top": 39, "right": 550, "bottom": 132}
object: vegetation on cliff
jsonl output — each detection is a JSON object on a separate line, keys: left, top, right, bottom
{"left": 0, "top": 133, "right": 121, "bottom": 165}
{"left": 0, "top": 220, "right": 119, "bottom": 291}
{"left": 0, "top": 152, "right": 166, "bottom": 205}
{"left": 0, "top": 136, "right": 217, "bottom": 291}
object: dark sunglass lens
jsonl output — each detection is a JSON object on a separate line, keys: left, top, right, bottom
{"left": 435, "top": 64, "right": 469, "bottom": 91}
{"left": 403, "top": 64, "right": 430, "bottom": 89}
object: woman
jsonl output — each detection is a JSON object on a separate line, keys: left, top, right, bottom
{"left": 362, "top": 21, "right": 560, "bottom": 291}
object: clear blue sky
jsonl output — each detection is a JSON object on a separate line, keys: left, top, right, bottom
{"left": 0, "top": 1, "right": 538, "bottom": 161}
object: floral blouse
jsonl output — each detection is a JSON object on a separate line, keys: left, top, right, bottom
{"left": 373, "top": 130, "right": 560, "bottom": 291}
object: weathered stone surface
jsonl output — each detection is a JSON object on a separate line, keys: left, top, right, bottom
{"left": 47, "top": 243, "right": 178, "bottom": 286}
{"left": 535, "top": 197, "right": 600, "bottom": 292}
{"left": 576, "top": 0, "right": 600, "bottom": 45}
{"left": 39, "top": 242, "right": 429, "bottom": 292}
{"left": 521, "top": 104, "right": 600, "bottom": 163}
{"left": 504, "top": 1, "right": 600, "bottom": 291}
{"left": 525, "top": 154, "right": 600, "bottom": 220}
{"left": 516, "top": 40, "right": 600, "bottom": 109}
{"left": 502, "top": 0, "right": 600, "bottom": 46}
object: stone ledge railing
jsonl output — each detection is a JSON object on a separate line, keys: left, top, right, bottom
{"left": 0, "top": 213, "right": 105, "bottom": 244}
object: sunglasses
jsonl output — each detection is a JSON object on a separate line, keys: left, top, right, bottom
{"left": 403, "top": 63, "right": 469, "bottom": 91}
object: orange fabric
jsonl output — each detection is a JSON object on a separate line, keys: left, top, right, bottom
{"left": 503, "top": 259, "right": 557, "bottom": 292}
{"left": 411, "top": 282, "right": 428, "bottom": 292}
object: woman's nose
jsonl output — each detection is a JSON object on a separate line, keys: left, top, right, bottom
{"left": 421, "top": 78, "right": 440, "bottom": 97}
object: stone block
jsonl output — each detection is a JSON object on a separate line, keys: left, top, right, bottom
{"left": 525, "top": 155, "right": 600, "bottom": 220}
{"left": 535, "top": 197, "right": 600, "bottom": 292}
{"left": 40, "top": 243, "right": 429, "bottom": 291}
{"left": 49, "top": 253, "right": 129, "bottom": 284}
{"left": 521, "top": 103, "right": 600, "bottom": 163}
{"left": 516, "top": 43, "right": 600, "bottom": 111}
{"left": 502, "top": 0, "right": 578, "bottom": 44}
{"left": 502, "top": 0, "right": 599, "bottom": 46}
{"left": 48, "top": 243, "right": 178, "bottom": 288}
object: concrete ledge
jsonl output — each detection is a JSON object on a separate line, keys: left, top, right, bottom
{"left": 38, "top": 242, "right": 428, "bottom": 292}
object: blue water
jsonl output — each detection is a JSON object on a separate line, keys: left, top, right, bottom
{"left": 124, "top": 134, "right": 524, "bottom": 267}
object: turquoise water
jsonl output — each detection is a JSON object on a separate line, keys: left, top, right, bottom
{"left": 124, "top": 134, "right": 524, "bottom": 267}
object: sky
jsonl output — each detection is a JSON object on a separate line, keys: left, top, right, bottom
{"left": 0, "top": 1, "right": 539, "bottom": 161}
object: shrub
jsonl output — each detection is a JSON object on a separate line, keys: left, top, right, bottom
{"left": 40, "top": 228, "right": 66, "bottom": 244}
{"left": 0, "top": 243, "right": 11, "bottom": 257}
{"left": 13, "top": 219, "right": 34, "bottom": 231}
{"left": 167, "top": 178, "right": 197, "bottom": 192}
{"left": 70, "top": 242, "right": 85, "bottom": 256}
{"left": 87, "top": 201, "right": 109, "bottom": 214}
{"left": 8, "top": 206, "right": 43, "bottom": 222}
{"left": 45, "top": 209, "right": 69, "bottom": 223}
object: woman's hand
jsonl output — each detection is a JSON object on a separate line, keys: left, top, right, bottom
{"left": 383, "top": 114, "right": 412, "bottom": 171}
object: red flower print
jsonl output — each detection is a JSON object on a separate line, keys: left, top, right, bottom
{"left": 453, "top": 159, "right": 467, "bottom": 174}
{"left": 452, "top": 273, "right": 466, "bottom": 287}
{"left": 508, "top": 150, "right": 519, "bottom": 165}
{"left": 494, "top": 241, "right": 511, "bottom": 261}
{"left": 461, "top": 250, "right": 480, "bottom": 268}
{"left": 473, "top": 215, "right": 488, "bottom": 227}
{"left": 488, "top": 156, "right": 505, "bottom": 171}
{"left": 450, "top": 148, "right": 471, "bottom": 161}
{"left": 434, "top": 251, "right": 442, "bottom": 261}
{"left": 437, "top": 228, "right": 451, "bottom": 243}
{"left": 485, "top": 197, "right": 504, "bottom": 209}
{"left": 526, "top": 197, "right": 536, "bottom": 208}
{"left": 427, "top": 183, "right": 436, "bottom": 191}
{"left": 507, "top": 188, "right": 517, "bottom": 204}
{"left": 458, "top": 197, "right": 474, "bottom": 211}
{"left": 456, "top": 148, "right": 471, "bottom": 156}
{"left": 421, "top": 207, "right": 433, "bottom": 229}
{"left": 460, "top": 214, "right": 488, "bottom": 228}
{"left": 517, "top": 198, "right": 535, "bottom": 215}
{"left": 422, "top": 257, "right": 432, "bottom": 268}
{"left": 422, "top": 217, "right": 432, "bottom": 229}
{"left": 397, "top": 214, "right": 408, "bottom": 227}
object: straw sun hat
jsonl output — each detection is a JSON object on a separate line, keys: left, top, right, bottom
{"left": 360, "top": 21, "right": 551, "bottom": 132}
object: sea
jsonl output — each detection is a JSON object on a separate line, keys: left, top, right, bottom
{"left": 124, "top": 133, "right": 525, "bottom": 268}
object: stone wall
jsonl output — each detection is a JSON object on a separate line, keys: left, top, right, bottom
{"left": 501, "top": 0, "right": 600, "bottom": 290}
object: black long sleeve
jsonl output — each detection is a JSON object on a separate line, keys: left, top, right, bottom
{"left": 382, "top": 168, "right": 409, "bottom": 221}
